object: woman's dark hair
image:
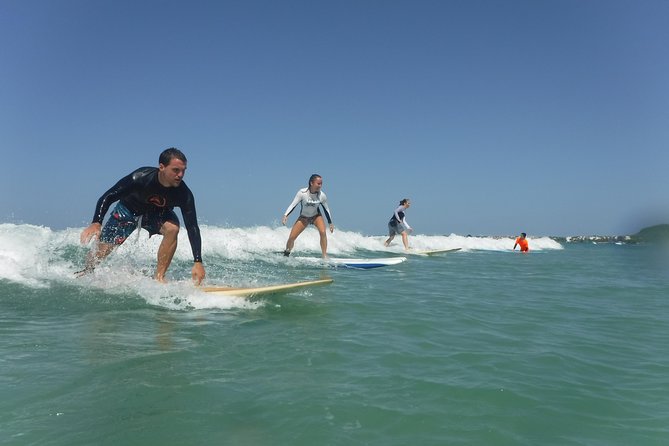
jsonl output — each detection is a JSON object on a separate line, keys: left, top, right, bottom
{"left": 159, "top": 147, "right": 187, "bottom": 166}
{"left": 399, "top": 198, "right": 410, "bottom": 206}
{"left": 308, "top": 174, "right": 322, "bottom": 189}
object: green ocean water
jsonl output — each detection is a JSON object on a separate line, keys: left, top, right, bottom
{"left": 1, "top": 225, "right": 668, "bottom": 445}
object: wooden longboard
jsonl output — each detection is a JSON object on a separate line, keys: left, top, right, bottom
{"left": 201, "top": 278, "right": 333, "bottom": 297}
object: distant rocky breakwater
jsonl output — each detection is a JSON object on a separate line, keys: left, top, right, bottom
{"left": 558, "top": 235, "right": 632, "bottom": 244}
{"left": 557, "top": 224, "right": 669, "bottom": 244}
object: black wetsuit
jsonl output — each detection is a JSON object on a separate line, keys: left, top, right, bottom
{"left": 92, "top": 167, "right": 202, "bottom": 262}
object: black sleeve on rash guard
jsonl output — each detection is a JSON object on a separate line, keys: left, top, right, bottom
{"left": 320, "top": 205, "right": 332, "bottom": 224}
{"left": 91, "top": 172, "right": 136, "bottom": 224}
{"left": 180, "top": 189, "right": 203, "bottom": 263}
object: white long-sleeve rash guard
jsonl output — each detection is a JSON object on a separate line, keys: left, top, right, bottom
{"left": 284, "top": 188, "right": 333, "bottom": 223}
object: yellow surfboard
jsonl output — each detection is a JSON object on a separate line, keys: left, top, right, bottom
{"left": 201, "top": 278, "right": 333, "bottom": 297}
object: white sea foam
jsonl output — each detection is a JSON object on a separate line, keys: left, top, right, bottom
{"left": 0, "top": 223, "right": 562, "bottom": 309}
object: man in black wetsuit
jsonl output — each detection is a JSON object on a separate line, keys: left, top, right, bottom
{"left": 79, "top": 148, "right": 206, "bottom": 284}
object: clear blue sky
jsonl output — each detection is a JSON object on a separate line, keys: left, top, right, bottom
{"left": 2, "top": 0, "right": 667, "bottom": 236}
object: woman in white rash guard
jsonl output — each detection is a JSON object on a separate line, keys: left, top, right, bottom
{"left": 281, "top": 174, "right": 334, "bottom": 258}
{"left": 384, "top": 198, "right": 412, "bottom": 250}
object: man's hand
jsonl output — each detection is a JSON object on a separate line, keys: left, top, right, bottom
{"left": 81, "top": 223, "right": 102, "bottom": 244}
{"left": 192, "top": 262, "right": 205, "bottom": 285}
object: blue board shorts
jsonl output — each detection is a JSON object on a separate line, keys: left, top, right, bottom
{"left": 100, "top": 202, "right": 179, "bottom": 245}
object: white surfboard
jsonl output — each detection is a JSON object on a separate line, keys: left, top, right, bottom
{"left": 294, "top": 256, "right": 408, "bottom": 269}
{"left": 202, "top": 278, "right": 333, "bottom": 297}
{"left": 327, "top": 256, "right": 407, "bottom": 269}
{"left": 408, "top": 248, "right": 461, "bottom": 256}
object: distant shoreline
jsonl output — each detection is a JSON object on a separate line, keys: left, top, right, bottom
{"left": 556, "top": 224, "right": 669, "bottom": 244}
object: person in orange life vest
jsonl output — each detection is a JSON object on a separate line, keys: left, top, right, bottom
{"left": 513, "top": 232, "right": 529, "bottom": 252}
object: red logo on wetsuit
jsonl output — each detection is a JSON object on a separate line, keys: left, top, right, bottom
{"left": 148, "top": 195, "right": 167, "bottom": 207}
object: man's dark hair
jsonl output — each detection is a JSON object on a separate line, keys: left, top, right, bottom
{"left": 159, "top": 147, "right": 187, "bottom": 166}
